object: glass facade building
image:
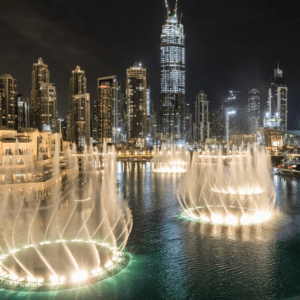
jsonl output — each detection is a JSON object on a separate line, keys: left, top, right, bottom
{"left": 69, "top": 66, "right": 90, "bottom": 148}
{"left": 248, "top": 89, "right": 260, "bottom": 134}
{"left": 160, "top": 12, "right": 186, "bottom": 142}
{"left": 31, "top": 58, "right": 57, "bottom": 132}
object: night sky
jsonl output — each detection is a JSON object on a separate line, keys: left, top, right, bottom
{"left": 1, "top": 0, "right": 299, "bottom": 129}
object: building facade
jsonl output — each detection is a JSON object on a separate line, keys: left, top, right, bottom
{"left": 17, "top": 94, "right": 30, "bottom": 129}
{"left": 0, "top": 128, "right": 76, "bottom": 204}
{"left": 69, "top": 66, "right": 90, "bottom": 149}
{"left": 160, "top": 8, "right": 186, "bottom": 142}
{"left": 0, "top": 74, "right": 18, "bottom": 129}
{"left": 30, "top": 58, "right": 57, "bottom": 132}
{"left": 193, "top": 91, "right": 209, "bottom": 143}
{"left": 126, "top": 63, "right": 147, "bottom": 142}
{"left": 223, "top": 91, "right": 248, "bottom": 143}
{"left": 97, "top": 76, "right": 122, "bottom": 143}
{"left": 264, "top": 63, "right": 288, "bottom": 131}
{"left": 248, "top": 89, "right": 260, "bottom": 134}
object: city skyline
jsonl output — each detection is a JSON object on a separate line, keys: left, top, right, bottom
{"left": 0, "top": 0, "right": 299, "bottom": 129}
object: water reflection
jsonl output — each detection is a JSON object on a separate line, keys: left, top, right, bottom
{"left": 1, "top": 163, "right": 300, "bottom": 299}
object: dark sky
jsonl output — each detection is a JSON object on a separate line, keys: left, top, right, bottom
{"left": 1, "top": 0, "right": 299, "bottom": 129}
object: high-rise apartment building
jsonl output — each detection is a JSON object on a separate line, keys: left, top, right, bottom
{"left": 193, "top": 91, "right": 209, "bottom": 143}
{"left": 97, "top": 76, "right": 121, "bottom": 143}
{"left": 273, "top": 63, "right": 288, "bottom": 131}
{"left": 126, "top": 63, "right": 147, "bottom": 141}
{"left": 160, "top": 2, "right": 186, "bottom": 142}
{"left": 30, "top": 58, "right": 57, "bottom": 131}
{"left": 248, "top": 89, "right": 260, "bottom": 134}
{"left": 264, "top": 63, "right": 288, "bottom": 131}
{"left": 69, "top": 66, "right": 90, "bottom": 148}
{"left": 92, "top": 100, "right": 98, "bottom": 142}
{"left": 224, "top": 91, "right": 246, "bottom": 143}
{"left": 17, "top": 94, "right": 30, "bottom": 129}
{"left": 0, "top": 74, "right": 18, "bottom": 129}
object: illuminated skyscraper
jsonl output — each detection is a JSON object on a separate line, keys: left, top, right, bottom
{"left": 160, "top": 0, "right": 186, "bottom": 142}
{"left": 194, "top": 91, "right": 209, "bottom": 143}
{"left": 69, "top": 66, "right": 90, "bottom": 148}
{"left": 248, "top": 89, "right": 260, "bottom": 134}
{"left": 0, "top": 74, "right": 18, "bottom": 129}
{"left": 97, "top": 76, "right": 121, "bottom": 143}
{"left": 30, "top": 58, "right": 57, "bottom": 131}
{"left": 264, "top": 63, "right": 288, "bottom": 131}
{"left": 126, "top": 63, "right": 147, "bottom": 141}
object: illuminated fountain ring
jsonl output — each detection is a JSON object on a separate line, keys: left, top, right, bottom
{"left": 180, "top": 205, "right": 272, "bottom": 225}
{"left": 178, "top": 187, "right": 274, "bottom": 225}
{"left": 0, "top": 239, "right": 130, "bottom": 291}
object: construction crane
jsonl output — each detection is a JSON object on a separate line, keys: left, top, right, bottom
{"left": 164, "top": 0, "right": 170, "bottom": 16}
{"left": 174, "top": 0, "right": 178, "bottom": 16}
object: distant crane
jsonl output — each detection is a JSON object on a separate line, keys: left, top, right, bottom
{"left": 164, "top": 0, "right": 178, "bottom": 16}
{"left": 174, "top": 0, "right": 178, "bottom": 16}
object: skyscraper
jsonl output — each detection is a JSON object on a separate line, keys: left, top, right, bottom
{"left": 160, "top": 1, "right": 186, "bottom": 142}
{"left": 224, "top": 91, "right": 243, "bottom": 143}
{"left": 17, "top": 94, "right": 30, "bottom": 129}
{"left": 0, "top": 74, "right": 18, "bottom": 129}
{"left": 193, "top": 91, "right": 209, "bottom": 143}
{"left": 264, "top": 63, "right": 288, "bottom": 131}
{"left": 126, "top": 63, "right": 147, "bottom": 142}
{"left": 69, "top": 66, "right": 90, "bottom": 148}
{"left": 97, "top": 76, "right": 120, "bottom": 143}
{"left": 273, "top": 63, "right": 288, "bottom": 131}
{"left": 248, "top": 89, "right": 260, "bottom": 134}
{"left": 30, "top": 58, "right": 57, "bottom": 131}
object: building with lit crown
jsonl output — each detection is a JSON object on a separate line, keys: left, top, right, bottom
{"left": 69, "top": 66, "right": 90, "bottom": 149}
{"left": 30, "top": 58, "right": 57, "bottom": 132}
{"left": 126, "top": 63, "right": 147, "bottom": 142}
{"left": 160, "top": 2, "right": 186, "bottom": 143}
{"left": 264, "top": 63, "right": 288, "bottom": 131}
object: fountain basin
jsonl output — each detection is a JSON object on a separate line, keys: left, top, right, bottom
{"left": 180, "top": 205, "right": 272, "bottom": 225}
{"left": 0, "top": 239, "right": 129, "bottom": 291}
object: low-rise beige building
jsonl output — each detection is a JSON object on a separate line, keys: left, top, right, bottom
{"left": 0, "top": 127, "right": 77, "bottom": 204}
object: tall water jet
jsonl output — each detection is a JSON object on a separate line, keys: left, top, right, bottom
{"left": 178, "top": 145, "right": 276, "bottom": 225}
{"left": 152, "top": 143, "right": 189, "bottom": 173}
{"left": 0, "top": 143, "right": 132, "bottom": 290}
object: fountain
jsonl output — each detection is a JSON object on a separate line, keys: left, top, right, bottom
{"left": 152, "top": 143, "right": 189, "bottom": 173}
{"left": 0, "top": 141, "right": 132, "bottom": 290}
{"left": 178, "top": 145, "right": 276, "bottom": 225}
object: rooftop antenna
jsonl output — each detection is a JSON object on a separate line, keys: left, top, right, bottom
{"left": 164, "top": 0, "right": 170, "bottom": 16}
{"left": 277, "top": 60, "right": 280, "bottom": 71}
{"left": 174, "top": 0, "right": 178, "bottom": 16}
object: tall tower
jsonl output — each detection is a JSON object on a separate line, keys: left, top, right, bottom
{"left": 160, "top": 0, "right": 186, "bottom": 143}
{"left": 30, "top": 58, "right": 57, "bottom": 131}
{"left": 194, "top": 91, "right": 209, "bottom": 143}
{"left": 248, "top": 89, "right": 260, "bottom": 134}
{"left": 264, "top": 63, "right": 288, "bottom": 131}
{"left": 97, "top": 76, "right": 121, "bottom": 143}
{"left": 272, "top": 62, "right": 288, "bottom": 131}
{"left": 69, "top": 66, "right": 90, "bottom": 148}
{"left": 126, "top": 63, "right": 147, "bottom": 142}
{"left": 0, "top": 74, "right": 18, "bottom": 129}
